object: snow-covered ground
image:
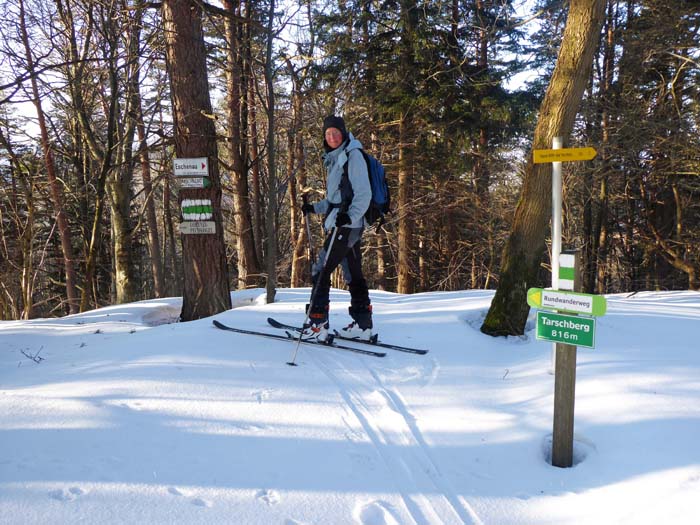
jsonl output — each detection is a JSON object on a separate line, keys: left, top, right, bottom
{"left": 1, "top": 288, "right": 699, "bottom": 524}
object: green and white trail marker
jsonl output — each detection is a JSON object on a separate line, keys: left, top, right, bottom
{"left": 558, "top": 252, "right": 576, "bottom": 290}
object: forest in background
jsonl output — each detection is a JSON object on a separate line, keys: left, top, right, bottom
{"left": 0, "top": 0, "right": 698, "bottom": 321}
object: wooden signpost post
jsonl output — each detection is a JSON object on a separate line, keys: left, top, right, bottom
{"left": 527, "top": 251, "right": 608, "bottom": 467}
{"left": 532, "top": 140, "right": 603, "bottom": 468}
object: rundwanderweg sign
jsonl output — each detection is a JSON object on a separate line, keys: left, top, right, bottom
{"left": 527, "top": 288, "right": 607, "bottom": 316}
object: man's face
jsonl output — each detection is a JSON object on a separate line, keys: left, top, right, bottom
{"left": 325, "top": 127, "right": 343, "bottom": 149}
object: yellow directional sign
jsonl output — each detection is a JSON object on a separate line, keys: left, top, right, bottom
{"left": 533, "top": 147, "right": 597, "bottom": 164}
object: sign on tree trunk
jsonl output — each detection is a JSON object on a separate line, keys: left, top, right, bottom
{"left": 162, "top": 0, "right": 231, "bottom": 321}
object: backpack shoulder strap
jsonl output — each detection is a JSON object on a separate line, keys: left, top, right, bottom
{"left": 339, "top": 149, "right": 357, "bottom": 205}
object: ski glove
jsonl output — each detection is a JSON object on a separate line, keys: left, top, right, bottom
{"left": 301, "top": 202, "right": 315, "bottom": 215}
{"left": 335, "top": 212, "right": 351, "bottom": 227}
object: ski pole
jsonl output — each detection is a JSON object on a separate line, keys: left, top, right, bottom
{"left": 287, "top": 225, "right": 340, "bottom": 367}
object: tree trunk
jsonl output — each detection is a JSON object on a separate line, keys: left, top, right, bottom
{"left": 288, "top": 134, "right": 306, "bottom": 287}
{"left": 157, "top": 95, "right": 181, "bottom": 296}
{"left": 108, "top": 72, "right": 137, "bottom": 302}
{"left": 481, "top": 0, "right": 606, "bottom": 336}
{"left": 263, "top": 0, "right": 278, "bottom": 304}
{"left": 55, "top": 0, "right": 115, "bottom": 312}
{"left": 419, "top": 218, "right": 429, "bottom": 290}
{"left": 396, "top": 0, "right": 418, "bottom": 294}
{"left": 590, "top": 0, "right": 615, "bottom": 294}
{"left": 473, "top": 0, "right": 490, "bottom": 200}
{"left": 287, "top": 58, "right": 309, "bottom": 288}
{"left": 162, "top": 0, "right": 231, "bottom": 320}
{"left": 473, "top": 0, "right": 492, "bottom": 289}
{"left": 106, "top": 3, "right": 142, "bottom": 304}
{"left": 163, "top": 168, "right": 180, "bottom": 295}
{"left": 137, "top": 98, "right": 165, "bottom": 297}
{"left": 19, "top": 0, "right": 79, "bottom": 314}
{"left": 108, "top": 165, "right": 139, "bottom": 304}
{"left": 374, "top": 231, "right": 387, "bottom": 291}
{"left": 244, "top": 0, "right": 265, "bottom": 267}
{"left": 584, "top": 102, "right": 611, "bottom": 295}
{"left": 224, "top": 0, "right": 261, "bottom": 289}
{"left": 397, "top": 116, "right": 414, "bottom": 294}
{"left": 248, "top": 79, "right": 265, "bottom": 267}
{"left": 0, "top": 127, "right": 35, "bottom": 319}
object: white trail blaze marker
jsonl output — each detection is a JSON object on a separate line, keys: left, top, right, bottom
{"left": 558, "top": 252, "right": 576, "bottom": 290}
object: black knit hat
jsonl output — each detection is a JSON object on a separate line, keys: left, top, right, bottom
{"left": 322, "top": 115, "right": 348, "bottom": 150}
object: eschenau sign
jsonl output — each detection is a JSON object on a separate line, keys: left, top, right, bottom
{"left": 173, "top": 157, "right": 209, "bottom": 177}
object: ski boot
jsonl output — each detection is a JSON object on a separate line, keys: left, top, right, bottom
{"left": 302, "top": 304, "right": 331, "bottom": 343}
{"left": 340, "top": 305, "right": 373, "bottom": 341}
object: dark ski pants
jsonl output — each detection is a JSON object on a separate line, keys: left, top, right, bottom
{"left": 309, "top": 226, "right": 371, "bottom": 326}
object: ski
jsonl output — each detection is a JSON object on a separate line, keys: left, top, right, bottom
{"left": 212, "top": 320, "right": 387, "bottom": 358}
{"left": 332, "top": 331, "right": 429, "bottom": 355}
{"left": 267, "top": 317, "right": 317, "bottom": 334}
{"left": 266, "top": 317, "right": 429, "bottom": 355}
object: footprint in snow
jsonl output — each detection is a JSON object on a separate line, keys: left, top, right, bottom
{"left": 256, "top": 489, "right": 280, "bottom": 505}
{"left": 49, "top": 487, "right": 85, "bottom": 502}
{"left": 168, "top": 487, "right": 184, "bottom": 496}
{"left": 169, "top": 487, "right": 211, "bottom": 507}
{"left": 682, "top": 474, "right": 700, "bottom": 489}
{"left": 231, "top": 422, "right": 266, "bottom": 432}
{"left": 355, "top": 500, "right": 401, "bottom": 525}
{"left": 349, "top": 452, "right": 376, "bottom": 471}
{"left": 344, "top": 429, "right": 365, "bottom": 442}
{"left": 191, "top": 497, "right": 212, "bottom": 507}
{"left": 252, "top": 389, "right": 274, "bottom": 403}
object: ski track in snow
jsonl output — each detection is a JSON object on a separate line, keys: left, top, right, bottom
{"left": 310, "top": 349, "right": 483, "bottom": 525}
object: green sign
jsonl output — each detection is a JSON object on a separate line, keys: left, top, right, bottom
{"left": 178, "top": 177, "right": 211, "bottom": 189}
{"left": 536, "top": 311, "right": 595, "bottom": 348}
{"left": 527, "top": 288, "right": 607, "bottom": 316}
